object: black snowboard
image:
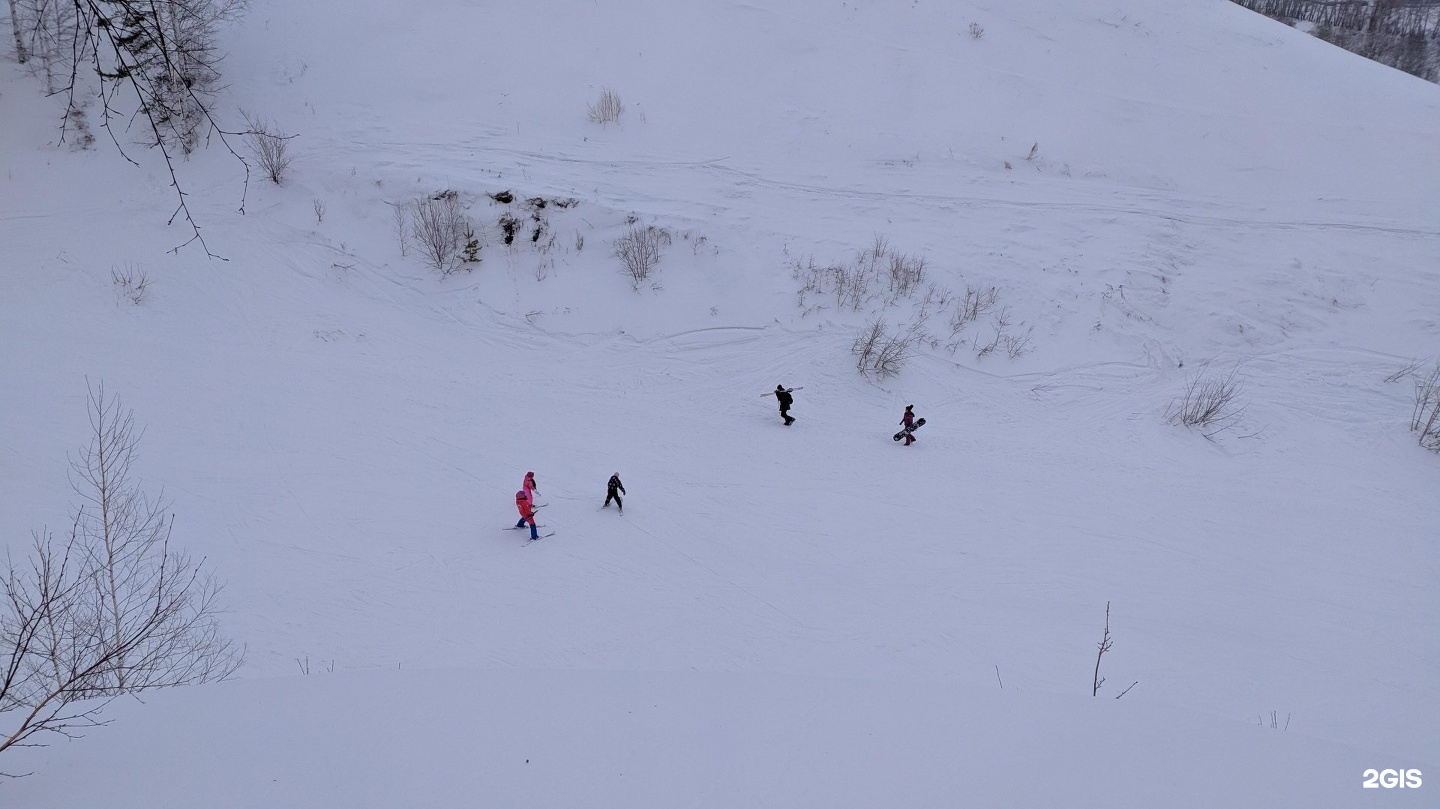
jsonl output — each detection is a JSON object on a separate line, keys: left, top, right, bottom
{"left": 893, "top": 417, "right": 926, "bottom": 441}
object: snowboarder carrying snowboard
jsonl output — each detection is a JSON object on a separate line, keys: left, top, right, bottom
{"left": 514, "top": 489, "right": 539, "bottom": 540}
{"left": 775, "top": 385, "right": 796, "bottom": 426}
{"left": 603, "top": 472, "right": 626, "bottom": 513}
{"left": 895, "top": 405, "right": 926, "bottom": 445}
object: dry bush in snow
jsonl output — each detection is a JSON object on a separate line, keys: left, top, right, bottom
{"left": 242, "top": 111, "right": 294, "bottom": 185}
{"left": 587, "top": 88, "right": 625, "bottom": 125}
{"left": 852, "top": 319, "right": 913, "bottom": 379}
{"left": 1410, "top": 362, "right": 1440, "bottom": 451}
{"left": 613, "top": 223, "right": 671, "bottom": 289}
{"left": 409, "top": 191, "right": 474, "bottom": 274}
{"left": 391, "top": 202, "right": 409, "bottom": 257}
{"left": 1165, "top": 370, "right": 1246, "bottom": 438}
{"left": 0, "top": 383, "right": 240, "bottom": 767}
{"left": 886, "top": 252, "right": 927, "bottom": 300}
{"left": 952, "top": 284, "right": 999, "bottom": 333}
{"left": 974, "top": 307, "right": 1033, "bottom": 359}
{"left": 111, "top": 262, "right": 151, "bottom": 305}
{"left": 792, "top": 237, "right": 1035, "bottom": 368}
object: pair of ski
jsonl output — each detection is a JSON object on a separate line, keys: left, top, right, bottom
{"left": 507, "top": 525, "right": 556, "bottom": 542}
{"left": 510, "top": 502, "right": 553, "bottom": 543}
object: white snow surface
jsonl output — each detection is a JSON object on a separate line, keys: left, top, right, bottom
{"left": 2, "top": 0, "right": 1438, "bottom": 805}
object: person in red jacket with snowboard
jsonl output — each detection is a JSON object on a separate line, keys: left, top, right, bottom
{"left": 899, "top": 405, "right": 921, "bottom": 446}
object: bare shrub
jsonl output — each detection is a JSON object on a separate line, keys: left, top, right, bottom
{"left": 833, "top": 261, "right": 872, "bottom": 310}
{"left": 1410, "top": 363, "right": 1440, "bottom": 452}
{"left": 587, "top": 88, "right": 625, "bottom": 125}
{"left": 852, "top": 319, "right": 912, "bottom": 379}
{"left": 1003, "top": 325, "right": 1035, "bottom": 359}
{"left": 391, "top": 202, "right": 409, "bottom": 257}
{"left": 1384, "top": 359, "right": 1422, "bottom": 384}
{"left": 975, "top": 306, "right": 1014, "bottom": 358}
{"left": 851, "top": 319, "right": 885, "bottom": 373}
{"left": 1165, "top": 370, "right": 1245, "bottom": 438}
{"left": 1026, "top": 142, "right": 1039, "bottom": 161}
{"left": 0, "top": 383, "right": 240, "bottom": 767}
{"left": 110, "top": 262, "right": 151, "bottom": 305}
{"left": 242, "top": 111, "right": 294, "bottom": 185}
{"left": 969, "top": 22, "right": 984, "bottom": 39}
{"left": 952, "top": 284, "right": 999, "bottom": 331}
{"left": 410, "top": 191, "right": 472, "bottom": 274}
{"left": 1091, "top": 601, "right": 1136, "bottom": 699}
{"left": 312, "top": 198, "right": 326, "bottom": 224}
{"left": 886, "top": 252, "right": 927, "bottom": 299}
{"left": 613, "top": 223, "right": 671, "bottom": 289}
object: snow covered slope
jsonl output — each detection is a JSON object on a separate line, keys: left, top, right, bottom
{"left": 1, "top": 0, "right": 1437, "bottom": 805}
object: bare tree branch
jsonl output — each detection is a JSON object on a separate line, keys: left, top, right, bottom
{"left": 0, "top": 382, "right": 241, "bottom": 772}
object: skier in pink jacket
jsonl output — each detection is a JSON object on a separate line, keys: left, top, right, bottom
{"left": 514, "top": 489, "right": 539, "bottom": 540}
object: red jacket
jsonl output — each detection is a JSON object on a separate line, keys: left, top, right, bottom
{"left": 515, "top": 490, "right": 535, "bottom": 519}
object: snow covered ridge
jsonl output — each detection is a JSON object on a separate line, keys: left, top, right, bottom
{"left": 1231, "top": 0, "right": 1440, "bottom": 83}
{"left": 2, "top": 0, "right": 1439, "bottom": 804}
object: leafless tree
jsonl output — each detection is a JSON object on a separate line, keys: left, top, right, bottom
{"left": 1092, "top": 601, "right": 1112, "bottom": 696}
{"left": 7, "top": 0, "right": 251, "bottom": 256}
{"left": 390, "top": 202, "right": 409, "bottom": 257}
{"left": 410, "top": 191, "right": 471, "bottom": 274}
{"left": 613, "top": 223, "right": 671, "bottom": 289}
{"left": 0, "top": 383, "right": 240, "bottom": 770}
{"left": 8, "top": 0, "right": 30, "bottom": 65}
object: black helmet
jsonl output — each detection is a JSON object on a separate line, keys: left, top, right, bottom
{"left": 776, "top": 384, "right": 785, "bottom": 390}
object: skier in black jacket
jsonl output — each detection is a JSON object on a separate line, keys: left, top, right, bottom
{"left": 775, "top": 385, "right": 795, "bottom": 425}
{"left": 604, "top": 472, "right": 626, "bottom": 513}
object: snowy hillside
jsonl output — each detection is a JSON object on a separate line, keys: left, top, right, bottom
{"left": 2, "top": 0, "right": 1438, "bottom": 805}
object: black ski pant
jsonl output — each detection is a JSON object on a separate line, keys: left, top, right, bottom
{"left": 605, "top": 491, "right": 623, "bottom": 510}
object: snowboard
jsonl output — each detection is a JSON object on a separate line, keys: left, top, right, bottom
{"left": 760, "top": 386, "right": 804, "bottom": 397}
{"left": 893, "top": 417, "right": 926, "bottom": 441}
